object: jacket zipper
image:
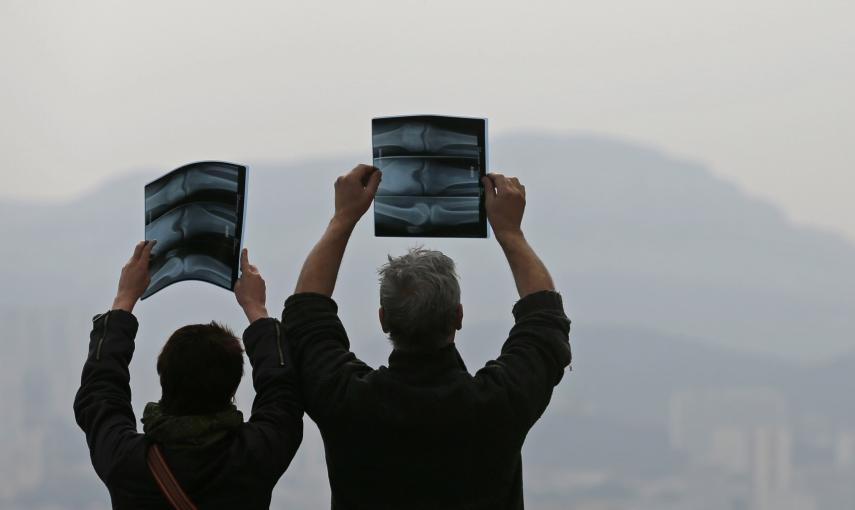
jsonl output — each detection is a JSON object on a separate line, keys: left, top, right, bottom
{"left": 95, "top": 312, "right": 110, "bottom": 361}
{"left": 275, "top": 321, "right": 285, "bottom": 366}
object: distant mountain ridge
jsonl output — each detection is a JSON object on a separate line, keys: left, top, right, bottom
{"left": 2, "top": 132, "right": 853, "bottom": 509}
{"left": 2, "top": 132, "right": 851, "bottom": 360}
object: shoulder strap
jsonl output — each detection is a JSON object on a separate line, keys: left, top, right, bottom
{"left": 146, "top": 443, "right": 199, "bottom": 510}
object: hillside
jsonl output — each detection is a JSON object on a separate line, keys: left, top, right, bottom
{"left": 1, "top": 133, "right": 853, "bottom": 508}
{"left": 1, "top": 133, "right": 852, "bottom": 359}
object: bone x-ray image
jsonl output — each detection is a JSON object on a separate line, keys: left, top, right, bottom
{"left": 142, "top": 161, "right": 247, "bottom": 299}
{"left": 373, "top": 115, "right": 487, "bottom": 237}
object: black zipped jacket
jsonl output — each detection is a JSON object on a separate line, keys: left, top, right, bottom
{"left": 283, "top": 290, "right": 572, "bottom": 510}
{"left": 73, "top": 310, "right": 303, "bottom": 509}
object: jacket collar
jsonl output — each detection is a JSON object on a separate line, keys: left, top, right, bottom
{"left": 141, "top": 402, "right": 243, "bottom": 449}
{"left": 387, "top": 343, "right": 469, "bottom": 382}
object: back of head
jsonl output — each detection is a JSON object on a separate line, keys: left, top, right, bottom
{"left": 157, "top": 322, "right": 244, "bottom": 415}
{"left": 378, "top": 247, "right": 461, "bottom": 351}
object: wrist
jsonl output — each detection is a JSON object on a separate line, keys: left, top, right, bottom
{"left": 242, "top": 304, "right": 269, "bottom": 323}
{"left": 329, "top": 214, "right": 359, "bottom": 235}
{"left": 112, "top": 294, "right": 138, "bottom": 313}
{"left": 494, "top": 228, "right": 525, "bottom": 244}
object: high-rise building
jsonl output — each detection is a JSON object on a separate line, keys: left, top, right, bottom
{"left": 836, "top": 430, "right": 855, "bottom": 470}
{"left": 669, "top": 388, "right": 814, "bottom": 510}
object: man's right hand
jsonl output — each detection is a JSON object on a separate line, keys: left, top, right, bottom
{"left": 482, "top": 173, "right": 555, "bottom": 297}
{"left": 333, "top": 164, "right": 382, "bottom": 227}
{"left": 482, "top": 173, "right": 526, "bottom": 239}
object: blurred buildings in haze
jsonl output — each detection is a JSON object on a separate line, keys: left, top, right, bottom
{"left": 1, "top": 136, "right": 853, "bottom": 509}
{"left": 3, "top": 307, "right": 853, "bottom": 509}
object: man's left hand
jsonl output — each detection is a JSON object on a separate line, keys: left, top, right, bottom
{"left": 333, "top": 164, "right": 382, "bottom": 227}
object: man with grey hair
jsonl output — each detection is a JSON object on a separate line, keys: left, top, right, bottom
{"left": 378, "top": 247, "right": 462, "bottom": 351}
{"left": 284, "top": 164, "right": 571, "bottom": 509}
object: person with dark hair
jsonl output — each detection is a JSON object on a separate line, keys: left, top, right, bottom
{"left": 73, "top": 243, "right": 303, "bottom": 509}
{"left": 286, "top": 164, "right": 571, "bottom": 509}
{"left": 155, "top": 322, "right": 246, "bottom": 416}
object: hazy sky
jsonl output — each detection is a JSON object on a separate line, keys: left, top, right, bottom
{"left": 2, "top": 0, "right": 853, "bottom": 240}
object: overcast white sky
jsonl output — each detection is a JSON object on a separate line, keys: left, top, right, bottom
{"left": 2, "top": 0, "right": 853, "bottom": 241}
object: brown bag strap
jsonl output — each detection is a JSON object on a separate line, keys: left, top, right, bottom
{"left": 146, "top": 443, "right": 199, "bottom": 510}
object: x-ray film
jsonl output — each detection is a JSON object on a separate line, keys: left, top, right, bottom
{"left": 372, "top": 115, "right": 487, "bottom": 237}
{"left": 142, "top": 161, "right": 247, "bottom": 299}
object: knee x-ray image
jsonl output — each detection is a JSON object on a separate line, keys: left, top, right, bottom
{"left": 373, "top": 115, "right": 487, "bottom": 237}
{"left": 142, "top": 161, "right": 247, "bottom": 299}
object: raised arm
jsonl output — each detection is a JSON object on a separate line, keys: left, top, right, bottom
{"left": 235, "top": 248, "right": 270, "bottom": 323}
{"left": 476, "top": 174, "right": 570, "bottom": 430}
{"left": 286, "top": 164, "right": 380, "bottom": 420}
{"left": 234, "top": 249, "right": 304, "bottom": 476}
{"left": 294, "top": 164, "right": 381, "bottom": 296}
{"left": 73, "top": 240, "right": 154, "bottom": 482}
{"left": 481, "top": 173, "right": 554, "bottom": 297}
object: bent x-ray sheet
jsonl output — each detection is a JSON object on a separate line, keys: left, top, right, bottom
{"left": 372, "top": 115, "right": 488, "bottom": 238}
{"left": 142, "top": 161, "right": 247, "bottom": 299}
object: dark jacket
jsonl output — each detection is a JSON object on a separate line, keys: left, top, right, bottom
{"left": 73, "top": 310, "right": 303, "bottom": 510}
{"left": 282, "top": 290, "right": 571, "bottom": 510}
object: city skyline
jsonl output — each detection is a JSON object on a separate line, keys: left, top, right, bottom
{"left": 1, "top": 2, "right": 852, "bottom": 508}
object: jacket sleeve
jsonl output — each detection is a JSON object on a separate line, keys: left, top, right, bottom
{"left": 241, "top": 318, "right": 304, "bottom": 478}
{"left": 73, "top": 309, "right": 142, "bottom": 483}
{"left": 281, "top": 292, "right": 372, "bottom": 421}
{"left": 474, "top": 290, "right": 572, "bottom": 431}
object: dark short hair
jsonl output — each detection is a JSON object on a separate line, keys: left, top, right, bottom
{"left": 157, "top": 322, "right": 244, "bottom": 415}
{"left": 378, "top": 247, "right": 460, "bottom": 350}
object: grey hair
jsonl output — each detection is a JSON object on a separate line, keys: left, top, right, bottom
{"left": 378, "top": 247, "right": 461, "bottom": 350}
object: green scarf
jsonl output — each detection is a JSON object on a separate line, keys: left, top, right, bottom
{"left": 142, "top": 402, "right": 244, "bottom": 449}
